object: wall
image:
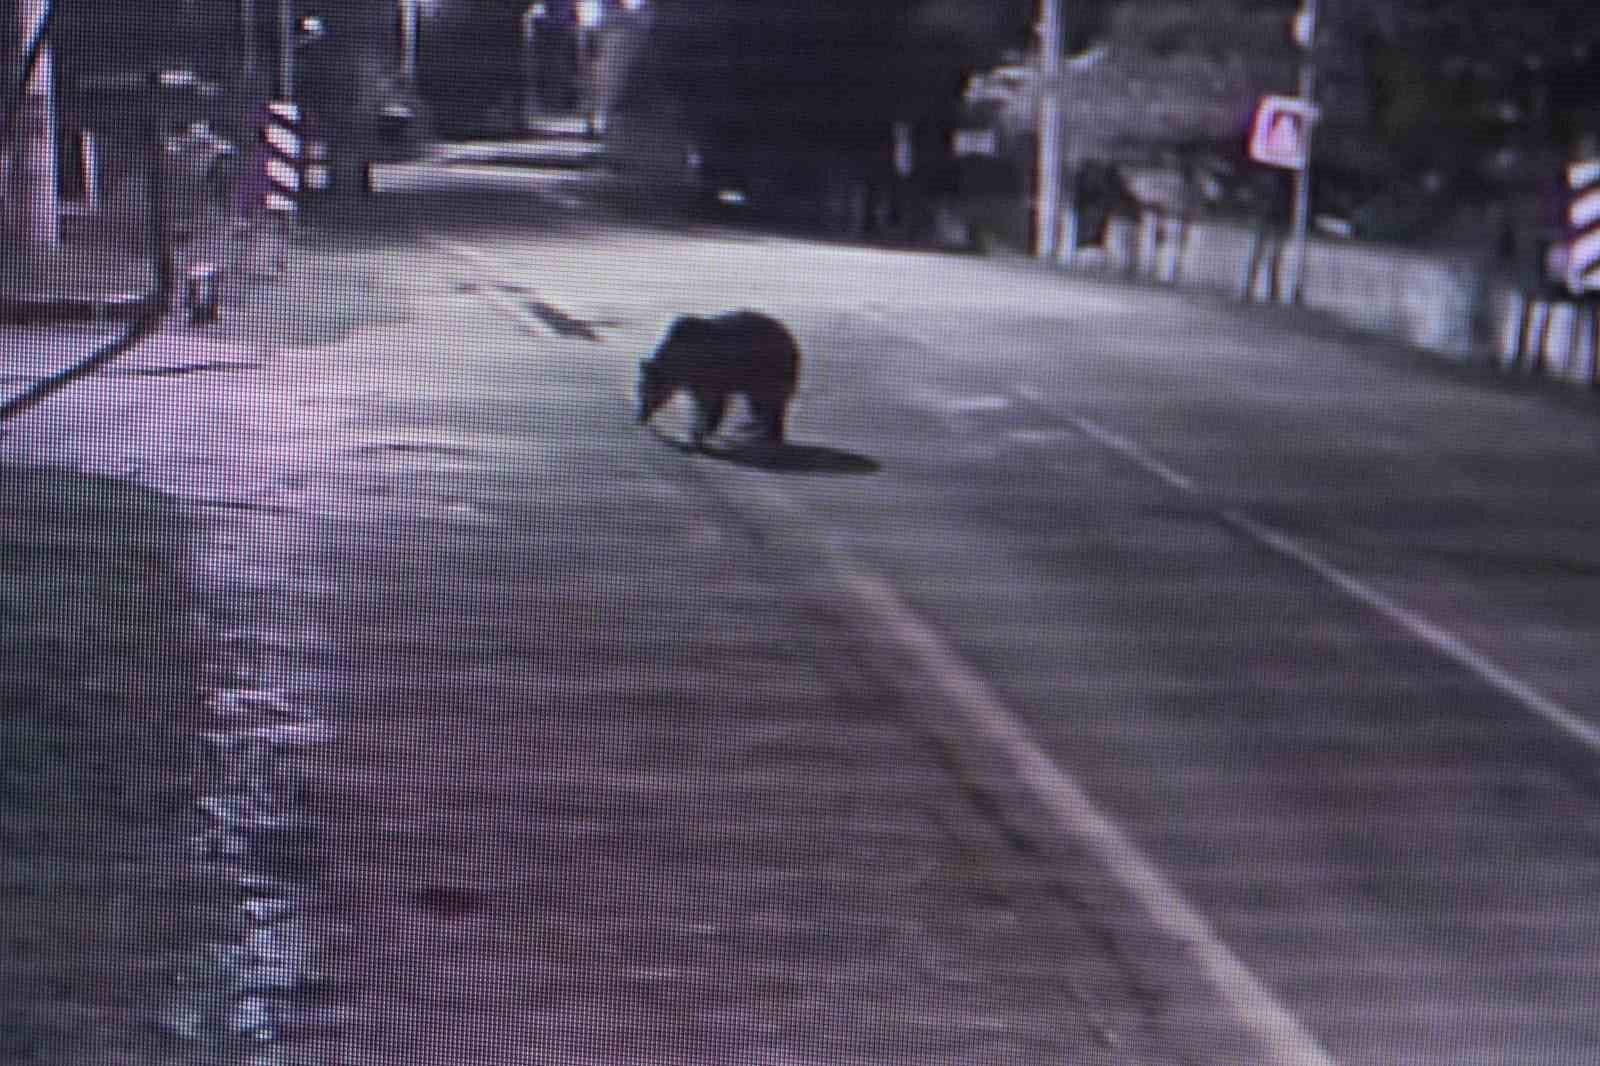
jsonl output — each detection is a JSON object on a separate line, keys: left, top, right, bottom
{"left": 1063, "top": 211, "right": 1599, "bottom": 388}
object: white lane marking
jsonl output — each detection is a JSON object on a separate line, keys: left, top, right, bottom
{"left": 422, "top": 235, "right": 565, "bottom": 337}
{"left": 939, "top": 393, "right": 1011, "bottom": 414}
{"left": 743, "top": 481, "right": 1336, "bottom": 1066}
{"left": 1053, "top": 409, "right": 1600, "bottom": 755}
{"left": 1220, "top": 508, "right": 1600, "bottom": 753}
{"left": 1064, "top": 413, "right": 1198, "bottom": 494}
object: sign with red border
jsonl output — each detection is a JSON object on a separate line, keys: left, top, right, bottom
{"left": 1248, "top": 95, "right": 1318, "bottom": 171}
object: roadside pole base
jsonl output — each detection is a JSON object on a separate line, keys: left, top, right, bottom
{"left": 184, "top": 262, "right": 221, "bottom": 325}
{"left": 238, "top": 214, "right": 292, "bottom": 280}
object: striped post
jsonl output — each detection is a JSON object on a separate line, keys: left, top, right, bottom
{"left": 1566, "top": 159, "right": 1600, "bottom": 296}
{"left": 305, "top": 137, "right": 331, "bottom": 193}
{"left": 242, "top": 100, "right": 302, "bottom": 276}
{"left": 1567, "top": 159, "right": 1600, "bottom": 386}
{"left": 262, "top": 100, "right": 302, "bottom": 216}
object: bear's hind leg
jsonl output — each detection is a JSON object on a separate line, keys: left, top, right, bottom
{"left": 750, "top": 395, "right": 788, "bottom": 444}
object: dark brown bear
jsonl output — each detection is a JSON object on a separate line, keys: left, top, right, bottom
{"left": 637, "top": 311, "right": 800, "bottom": 449}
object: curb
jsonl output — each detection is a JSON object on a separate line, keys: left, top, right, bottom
{"left": 0, "top": 290, "right": 157, "bottom": 327}
{"left": 0, "top": 312, "right": 158, "bottom": 422}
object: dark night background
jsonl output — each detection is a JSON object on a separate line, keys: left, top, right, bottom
{"left": 6, "top": 0, "right": 1600, "bottom": 244}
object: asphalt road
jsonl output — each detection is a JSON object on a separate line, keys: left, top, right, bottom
{"left": 394, "top": 201, "right": 1600, "bottom": 1063}
{"left": 7, "top": 181, "right": 1600, "bottom": 1064}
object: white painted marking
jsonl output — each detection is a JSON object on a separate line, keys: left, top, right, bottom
{"left": 1569, "top": 160, "right": 1600, "bottom": 190}
{"left": 1063, "top": 413, "right": 1198, "bottom": 494}
{"left": 266, "top": 156, "right": 300, "bottom": 190}
{"left": 1008, "top": 427, "right": 1075, "bottom": 446}
{"left": 1220, "top": 508, "right": 1600, "bottom": 753}
{"left": 941, "top": 394, "right": 1010, "bottom": 414}
{"left": 1571, "top": 186, "right": 1600, "bottom": 231}
{"left": 367, "top": 161, "right": 600, "bottom": 196}
{"left": 1051, "top": 411, "right": 1600, "bottom": 755}
{"left": 742, "top": 481, "right": 1335, "bottom": 1066}
{"left": 264, "top": 123, "right": 301, "bottom": 160}
{"left": 423, "top": 235, "right": 555, "bottom": 335}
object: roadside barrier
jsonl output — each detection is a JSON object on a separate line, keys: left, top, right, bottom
{"left": 1055, "top": 207, "right": 1598, "bottom": 390}
{"left": 1497, "top": 291, "right": 1600, "bottom": 384}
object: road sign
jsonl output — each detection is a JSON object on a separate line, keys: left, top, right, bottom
{"left": 1564, "top": 158, "right": 1600, "bottom": 295}
{"left": 1248, "top": 95, "right": 1317, "bottom": 171}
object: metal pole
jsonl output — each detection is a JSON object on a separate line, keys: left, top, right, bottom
{"left": 14, "top": 0, "right": 59, "bottom": 248}
{"left": 1280, "top": 0, "right": 1318, "bottom": 304}
{"left": 279, "top": 0, "right": 295, "bottom": 99}
{"left": 400, "top": 0, "right": 419, "bottom": 84}
{"left": 144, "top": 82, "right": 174, "bottom": 313}
{"left": 241, "top": 0, "right": 256, "bottom": 79}
{"left": 1034, "top": 0, "right": 1064, "bottom": 260}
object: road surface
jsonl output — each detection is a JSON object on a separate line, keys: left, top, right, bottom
{"left": 6, "top": 183, "right": 1600, "bottom": 1064}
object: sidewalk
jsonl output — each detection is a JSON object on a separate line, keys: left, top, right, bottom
{"left": 0, "top": 219, "right": 156, "bottom": 326}
{"left": 0, "top": 205, "right": 269, "bottom": 322}
{"left": 0, "top": 212, "right": 291, "bottom": 414}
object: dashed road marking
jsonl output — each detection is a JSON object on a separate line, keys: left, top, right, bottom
{"left": 421, "top": 234, "right": 590, "bottom": 342}
{"left": 1063, "top": 412, "right": 1199, "bottom": 494}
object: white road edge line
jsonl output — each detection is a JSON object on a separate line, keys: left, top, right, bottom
{"left": 1062, "top": 412, "right": 1599, "bottom": 755}
{"left": 1220, "top": 508, "right": 1600, "bottom": 753}
{"left": 745, "top": 481, "right": 1337, "bottom": 1066}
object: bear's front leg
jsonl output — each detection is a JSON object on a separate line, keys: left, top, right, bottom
{"left": 691, "top": 390, "right": 729, "bottom": 448}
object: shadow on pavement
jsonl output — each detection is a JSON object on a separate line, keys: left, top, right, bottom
{"left": 700, "top": 439, "right": 880, "bottom": 475}
{"left": 0, "top": 312, "right": 160, "bottom": 422}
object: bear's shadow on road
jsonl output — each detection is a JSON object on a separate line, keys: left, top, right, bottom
{"left": 653, "top": 434, "right": 878, "bottom": 474}
{"left": 706, "top": 441, "right": 879, "bottom": 475}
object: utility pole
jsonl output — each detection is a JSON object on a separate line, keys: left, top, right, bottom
{"left": 13, "top": 0, "right": 59, "bottom": 249}
{"left": 401, "top": 0, "right": 419, "bottom": 84}
{"left": 1034, "top": 0, "right": 1064, "bottom": 260}
{"left": 279, "top": 0, "right": 295, "bottom": 99}
{"left": 241, "top": 0, "right": 256, "bottom": 79}
{"left": 1279, "top": 0, "right": 1318, "bottom": 304}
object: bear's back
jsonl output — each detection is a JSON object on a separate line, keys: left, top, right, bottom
{"left": 705, "top": 311, "right": 799, "bottom": 382}
{"left": 655, "top": 311, "right": 799, "bottom": 390}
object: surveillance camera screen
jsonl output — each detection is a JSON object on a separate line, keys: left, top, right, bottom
{"left": 4, "top": 1, "right": 1600, "bottom": 1063}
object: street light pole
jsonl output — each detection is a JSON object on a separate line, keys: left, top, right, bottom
{"left": 13, "top": 0, "right": 59, "bottom": 248}
{"left": 1034, "top": 0, "right": 1064, "bottom": 260}
{"left": 1280, "top": 0, "right": 1318, "bottom": 304}
{"left": 241, "top": 0, "right": 256, "bottom": 79}
{"left": 279, "top": 0, "right": 295, "bottom": 99}
{"left": 401, "top": 0, "right": 419, "bottom": 84}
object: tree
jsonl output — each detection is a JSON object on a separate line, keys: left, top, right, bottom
{"left": 965, "top": 0, "right": 1295, "bottom": 170}
{"left": 957, "top": 0, "right": 1600, "bottom": 245}
{"left": 638, "top": 0, "right": 1033, "bottom": 155}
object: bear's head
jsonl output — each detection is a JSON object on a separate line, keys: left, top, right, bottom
{"left": 637, "top": 317, "right": 711, "bottom": 423}
{"left": 637, "top": 360, "right": 669, "bottom": 422}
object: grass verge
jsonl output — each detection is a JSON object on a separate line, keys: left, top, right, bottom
{"left": 0, "top": 464, "right": 220, "bottom": 1065}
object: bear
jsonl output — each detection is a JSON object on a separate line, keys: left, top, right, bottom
{"left": 637, "top": 311, "right": 801, "bottom": 449}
